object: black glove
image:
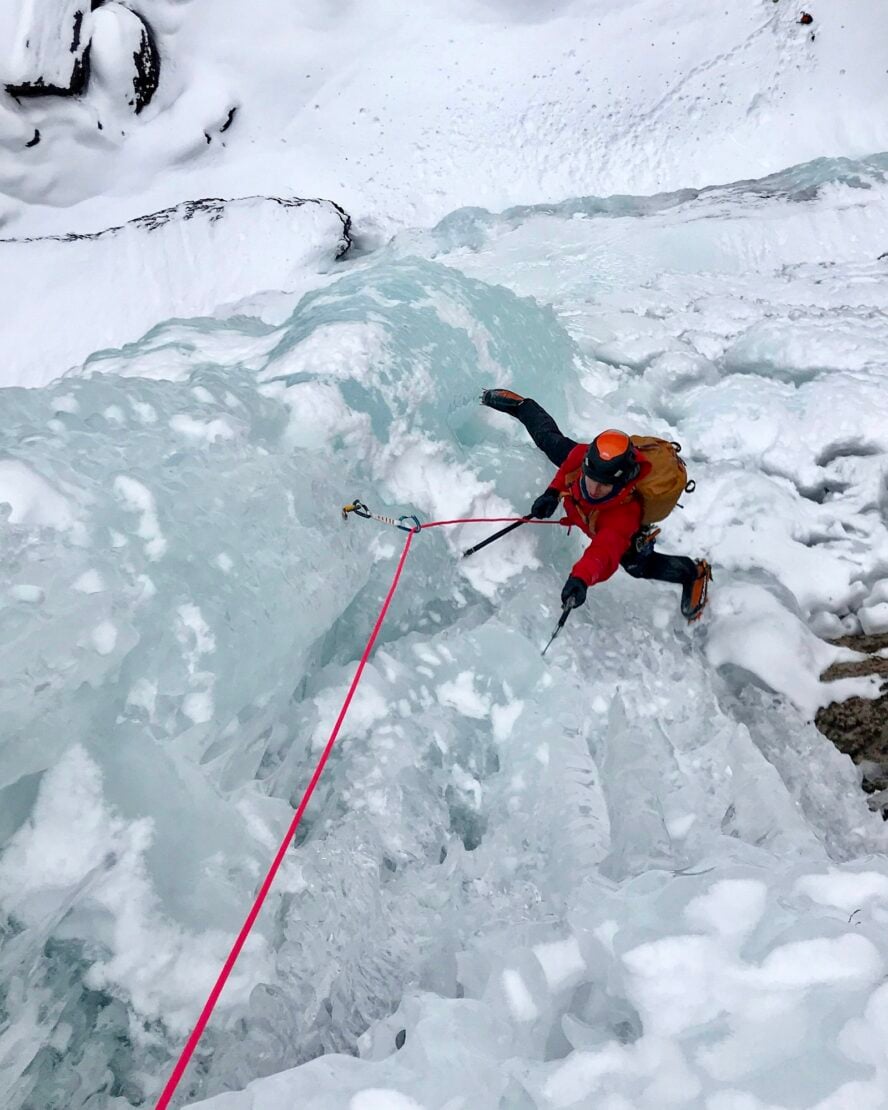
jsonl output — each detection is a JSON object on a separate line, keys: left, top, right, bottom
{"left": 561, "top": 575, "right": 588, "bottom": 609}
{"left": 531, "top": 488, "right": 560, "bottom": 519}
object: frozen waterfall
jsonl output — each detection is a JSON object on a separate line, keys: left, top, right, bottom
{"left": 2, "top": 155, "right": 888, "bottom": 1110}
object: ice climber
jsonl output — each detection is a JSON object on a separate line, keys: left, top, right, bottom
{"left": 480, "top": 389, "right": 712, "bottom": 621}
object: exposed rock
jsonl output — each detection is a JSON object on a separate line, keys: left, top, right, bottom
{"left": 2, "top": 196, "right": 352, "bottom": 258}
{"left": 131, "top": 16, "right": 160, "bottom": 113}
{"left": 5, "top": 1, "right": 92, "bottom": 99}
{"left": 6, "top": 46, "right": 91, "bottom": 100}
{"left": 26, "top": 130, "right": 41, "bottom": 148}
{"left": 817, "top": 631, "right": 888, "bottom": 764}
{"left": 5, "top": 1, "right": 159, "bottom": 114}
{"left": 798, "top": 11, "right": 814, "bottom": 25}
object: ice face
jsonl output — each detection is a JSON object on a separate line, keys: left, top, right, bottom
{"left": 2, "top": 160, "right": 888, "bottom": 1110}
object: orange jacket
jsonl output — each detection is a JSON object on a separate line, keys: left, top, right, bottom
{"left": 550, "top": 444, "right": 649, "bottom": 586}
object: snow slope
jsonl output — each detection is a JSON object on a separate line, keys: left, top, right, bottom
{"left": 0, "top": 195, "right": 349, "bottom": 387}
{"left": 2, "top": 0, "right": 888, "bottom": 239}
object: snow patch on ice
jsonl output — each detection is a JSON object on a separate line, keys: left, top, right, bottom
{"left": 91, "top": 621, "right": 118, "bottom": 656}
{"left": 0, "top": 460, "right": 76, "bottom": 529}
{"left": 795, "top": 870, "right": 888, "bottom": 913}
{"left": 350, "top": 1091, "right": 426, "bottom": 1110}
{"left": 0, "top": 747, "right": 268, "bottom": 1033}
{"left": 533, "top": 936, "right": 586, "bottom": 990}
{"left": 501, "top": 968, "right": 538, "bottom": 1021}
{"left": 436, "top": 671, "right": 490, "bottom": 719}
{"left": 73, "top": 569, "right": 105, "bottom": 593}
{"left": 113, "top": 475, "right": 166, "bottom": 560}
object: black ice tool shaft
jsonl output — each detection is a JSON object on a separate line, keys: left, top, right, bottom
{"left": 461, "top": 517, "right": 530, "bottom": 559}
{"left": 542, "top": 600, "right": 574, "bottom": 656}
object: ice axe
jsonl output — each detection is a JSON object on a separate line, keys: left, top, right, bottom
{"left": 542, "top": 598, "right": 575, "bottom": 656}
{"left": 461, "top": 516, "right": 530, "bottom": 559}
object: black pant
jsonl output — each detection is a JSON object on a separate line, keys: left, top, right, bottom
{"left": 514, "top": 399, "right": 697, "bottom": 587}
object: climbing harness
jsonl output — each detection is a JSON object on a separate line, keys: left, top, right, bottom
{"left": 634, "top": 525, "right": 661, "bottom": 556}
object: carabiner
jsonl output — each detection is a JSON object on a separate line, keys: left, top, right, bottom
{"left": 342, "top": 500, "right": 372, "bottom": 521}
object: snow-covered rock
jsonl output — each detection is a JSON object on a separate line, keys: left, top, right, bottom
{"left": 0, "top": 194, "right": 351, "bottom": 387}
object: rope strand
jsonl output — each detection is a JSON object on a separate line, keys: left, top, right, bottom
{"left": 156, "top": 511, "right": 554, "bottom": 1108}
{"left": 155, "top": 529, "right": 417, "bottom": 1109}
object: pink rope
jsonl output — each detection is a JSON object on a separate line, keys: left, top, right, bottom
{"left": 156, "top": 529, "right": 418, "bottom": 1109}
{"left": 155, "top": 511, "right": 554, "bottom": 1108}
{"left": 420, "top": 515, "right": 565, "bottom": 529}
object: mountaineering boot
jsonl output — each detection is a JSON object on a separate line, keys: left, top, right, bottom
{"left": 681, "top": 560, "right": 712, "bottom": 622}
{"left": 480, "top": 388, "right": 526, "bottom": 413}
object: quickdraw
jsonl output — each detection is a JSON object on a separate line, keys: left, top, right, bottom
{"left": 342, "top": 499, "right": 422, "bottom": 533}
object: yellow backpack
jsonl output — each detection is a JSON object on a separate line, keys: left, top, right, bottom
{"left": 630, "top": 437, "right": 693, "bottom": 525}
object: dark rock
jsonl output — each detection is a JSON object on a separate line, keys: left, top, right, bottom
{"left": 0, "top": 195, "right": 353, "bottom": 259}
{"left": 817, "top": 631, "right": 888, "bottom": 764}
{"left": 6, "top": 3, "right": 159, "bottom": 114}
{"left": 395, "top": 1029, "right": 406, "bottom": 1050}
{"left": 6, "top": 43, "right": 91, "bottom": 99}
{"left": 72, "top": 11, "right": 84, "bottom": 51}
{"left": 26, "top": 129, "right": 41, "bottom": 148}
{"left": 798, "top": 11, "right": 814, "bottom": 24}
{"left": 6, "top": 0, "right": 93, "bottom": 100}
{"left": 132, "top": 16, "right": 160, "bottom": 113}
{"left": 220, "top": 106, "right": 238, "bottom": 133}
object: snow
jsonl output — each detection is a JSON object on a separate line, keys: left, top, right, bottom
{"left": 113, "top": 474, "right": 167, "bottom": 559}
{"left": 0, "top": 459, "right": 76, "bottom": 529}
{"left": 684, "top": 879, "right": 768, "bottom": 943}
{"left": 91, "top": 620, "right": 118, "bottom": 655}
{"left": 436, "top": 670, "right": 490, "bottom": 719}
{"left": 2, "top": 3, "right": 888, "bottom": 1110}
{"left": 533, "top": 936, "right": 587, "bottom": 991}
{"left": 0, "top": 197, "right": 348, "bottom": 388}
{"left": 859, "top": 602, "right": 888, "bottom": 634}
{"left": 795, "top": 870, "right": 888, "bottom": 914}
{"left": 501, "top": 968, "right": 539, "bottom": 1022}
{"left": 183, "top": 690, "right": 214, "bottom": 725}
{"left": 751, "top": 935, "right": 882, "bottom": 989}
{"left": 705, "top": 585, "right": 881, "bottom": 718}
{"left": 8, "top": 583, "right": 43, "bottom": 603}
{"left": 3, "top": 0, "right": 888, "bottom": 242}
{"left": 491, "top": 699, "right": 523, "bottom": 742}
{"left": 169, "top": 414, "right": 237, "bottom": 442}
{"left": 0, "top": 747, "right": 270, "bottom": 1035}
{"left": 350, "top": 1093, "right": 425, "bottom": 1110}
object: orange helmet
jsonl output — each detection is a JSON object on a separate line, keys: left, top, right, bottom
{"left": 583, "top": 429, "right": 637, "bottom": 485}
